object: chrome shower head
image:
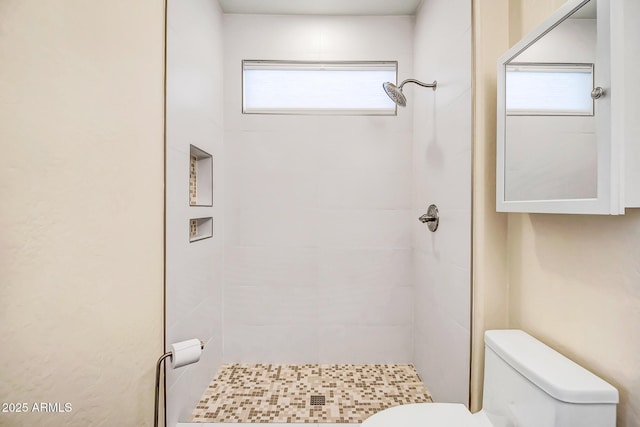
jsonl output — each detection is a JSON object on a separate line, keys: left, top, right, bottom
{"left": 383, "top": 79, "right": 437, "bottom": 107}
{"left": 383, "top": 82, "right": 407, "bottom": 107}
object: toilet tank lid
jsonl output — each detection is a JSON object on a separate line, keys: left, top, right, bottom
{"left": 484, "top": 330, "right": 619, "bottom": 404}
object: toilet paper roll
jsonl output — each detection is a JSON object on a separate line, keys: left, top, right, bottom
{"left": 170, "top": 339, "right": 203, "bottom": 369}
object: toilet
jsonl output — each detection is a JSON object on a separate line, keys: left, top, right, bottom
{"left": 363, "top": 330, "right": 618, "bottom": 427}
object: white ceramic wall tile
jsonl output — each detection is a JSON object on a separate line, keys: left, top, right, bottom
{"left": 414, "top": 305, "right": 470, "bottom": 404}
{"left": 227, "top": 102, "right": 414, "bottom": 135}
{"left": 163, "top": 0, "right": 474, "bottom": 421}
{"left": 421, "top": 208, "right": 471, "bottom": 270}
{"left": 318, "top": 168, "right": 411, "bottom": 210}
{"left": 414, "top": 0, "right": 471, "bottom": 53}
{"left": 413, "top": 262, "right": 441, "bottom": 331}
{"left": 223, "top": 15, "right": 414, "bottom": 65}
{"left": 236, "top": 207, "right": 319, "bottom": 248}
{"left": 225, "top": 131, "right": 322, "bottom": 174}
{"left": 223, "top": 15, "right": 414, "bottom": 134}
{"left": 318, "top": 248, "right": 411, "bottom": 288}
{"left": 166, "top": 1, "right": 225, "bottom": 145}
{"left": 166, "top": 242, "right": 216, "bottom": 324}
{"left": 233, "top": 170, "right": 318, "bottom": 209}
{"left": 166, "top": 0, "right": 225, "bottom": 424}
{"left": 223, "top": 14, "right": 415, "bottom": 364}
{"left": 318, "top": 285, "right": 412, "bottom": 326}
{"left": 167, "top": 298, "right": 216, "bottom": 355}
{"left": 226, "top": 246, "right": 318, "bottom": 288}
{"left": 167, "top": 338, "right": 223, "bottom": 425}
{"left": 435, "top": 264, "right": 471, "bottom": 331}
{"left": 318, "top": 325, "right": 412, "bottom": 363}
{"left": 422, "top": 30, "right": 473, "bottom": 110}
{"left": 305, "top": 16, "right": 414, "bottom": 60}
{"left": 166, "top": 369, "right": 199, "bottom": 426}
{"left": 224, "top": 286, "right": 320, "bottom": 326}
{"left": 165, "top": 147, "right": 192, "bottom": 243}
{"left": 317, "top": 131, "right": 413, "bottom": 173}
{"left": 317, "top": 210, "right": 412, "bottom": 249}
{"left": 166, "top": 321, "right": 221, "bottom": 391}
{"left": 223, "top": 324, "right": 320, "bottom": 363}
{"left": 439, "top": 150, "right": 473, "bottom": 211}
{"left": 435, "top": 89, "right": 473, "bottom": 156}
{"left": 411, "top": 0, "right": 472, "bottom": 406}
{"left": 413, "top": 253, "right": 470, "bottom": 333}
{"left": 411, "top": 93, "right": 472, "bottom": 209}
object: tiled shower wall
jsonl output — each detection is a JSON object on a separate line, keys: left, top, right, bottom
{"left": 411, "top": 0, "right": 472, "bottom": 404}
{"left": 165, "top": 0, "right": 225, "bottom": 424}
{"left": 222, "top": 15, "right": 416, "bottom": 363}
{"left": 166, "top": 4, "right": 472, "bottom": 419}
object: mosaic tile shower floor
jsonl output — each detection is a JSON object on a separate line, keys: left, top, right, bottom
{"left": 190, "top": 364, "right": 432, "bottom": 423}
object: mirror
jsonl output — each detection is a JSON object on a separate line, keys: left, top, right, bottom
{"left": 493, "top": 0, "right": 630, "bottom": 215}
{"left": 503, "top": 0, "right": 598, "bottom": 202}
{"left": 498, "top": 0, "right": 639, "bottom": 214}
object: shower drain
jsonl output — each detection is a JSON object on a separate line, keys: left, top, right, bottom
{"left": 310, "top": 395, "right": 326, "bottom": 406}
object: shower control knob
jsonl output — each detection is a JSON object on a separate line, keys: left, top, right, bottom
{"left": 591, "top": 87, "right": 605, "bottom": 100}
{"left": 418, "top": 204, "right": 439, "bottom": 232}
{"left": 418, "top": 214, "right": 436, "bottom": 223}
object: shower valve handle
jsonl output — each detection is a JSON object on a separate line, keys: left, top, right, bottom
{"left": 418, "top": 204, "right": 439, "bottom": 232}
{"left": 418, "top": 214, "right": 436, "bottom": 223}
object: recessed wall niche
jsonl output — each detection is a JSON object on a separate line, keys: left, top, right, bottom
{"left": 189, "top": 145, "right": 213, "bottom": 206}
{"left": 189, "top": 217, "right": 213, "bottom": 243}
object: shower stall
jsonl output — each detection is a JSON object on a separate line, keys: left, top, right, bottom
{"left": 165, "top": 0, "right": 472, "bottom": 425}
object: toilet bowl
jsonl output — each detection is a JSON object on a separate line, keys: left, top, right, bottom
{"left": 363, "top": 330, "right": 618, "bottom": 427}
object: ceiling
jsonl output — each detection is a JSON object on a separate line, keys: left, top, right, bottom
{"left": 218, "top": 0, "right": 424, "bottom": 16}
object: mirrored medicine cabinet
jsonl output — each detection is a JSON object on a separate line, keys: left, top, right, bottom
{"left": 496, "top": 0, "right": 639, "bottom": 214}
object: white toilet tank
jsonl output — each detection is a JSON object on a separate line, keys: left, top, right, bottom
{"left": 482, "top": 330, "right": 618, "bottom": 427}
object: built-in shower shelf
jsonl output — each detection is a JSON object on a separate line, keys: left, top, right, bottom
{"left": 189, "top": 145, "right": 213, "bottom": 206}
{"left": 189, "top": 217, "right": 213, "bottom": 243}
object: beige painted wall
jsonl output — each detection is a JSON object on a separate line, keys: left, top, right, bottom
{"left": 472, "top": 1, "right": 640, "bottom": 425}
{"left": 508, "top": 211, "right": 640, "bottom": 427}
{"left": 507, "top": 3, "right": 640, "bottom": 426}
{"left": 470, "top": 0, "right": 510, "bottom": 411}
{"left": 0, "top": 1, "right": 164, "bottom": 426}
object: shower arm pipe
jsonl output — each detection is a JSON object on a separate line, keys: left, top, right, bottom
{"left": 398, "top": 78, "right": 437, "bottom": 90}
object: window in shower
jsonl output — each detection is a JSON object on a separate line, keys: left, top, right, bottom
{"left": 242, "top": 60, "right": 397, "bottom": 115}
{"left": 505, "top": 63, "right": 594, "bottom": 116}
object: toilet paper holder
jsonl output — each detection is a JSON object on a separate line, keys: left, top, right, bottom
{"left": 154, "top": 340, "right": 204, "bottom": 427}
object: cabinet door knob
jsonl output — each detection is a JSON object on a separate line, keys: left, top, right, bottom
{"left": 591, "top": 86, "right": 605, "bottom": 100}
